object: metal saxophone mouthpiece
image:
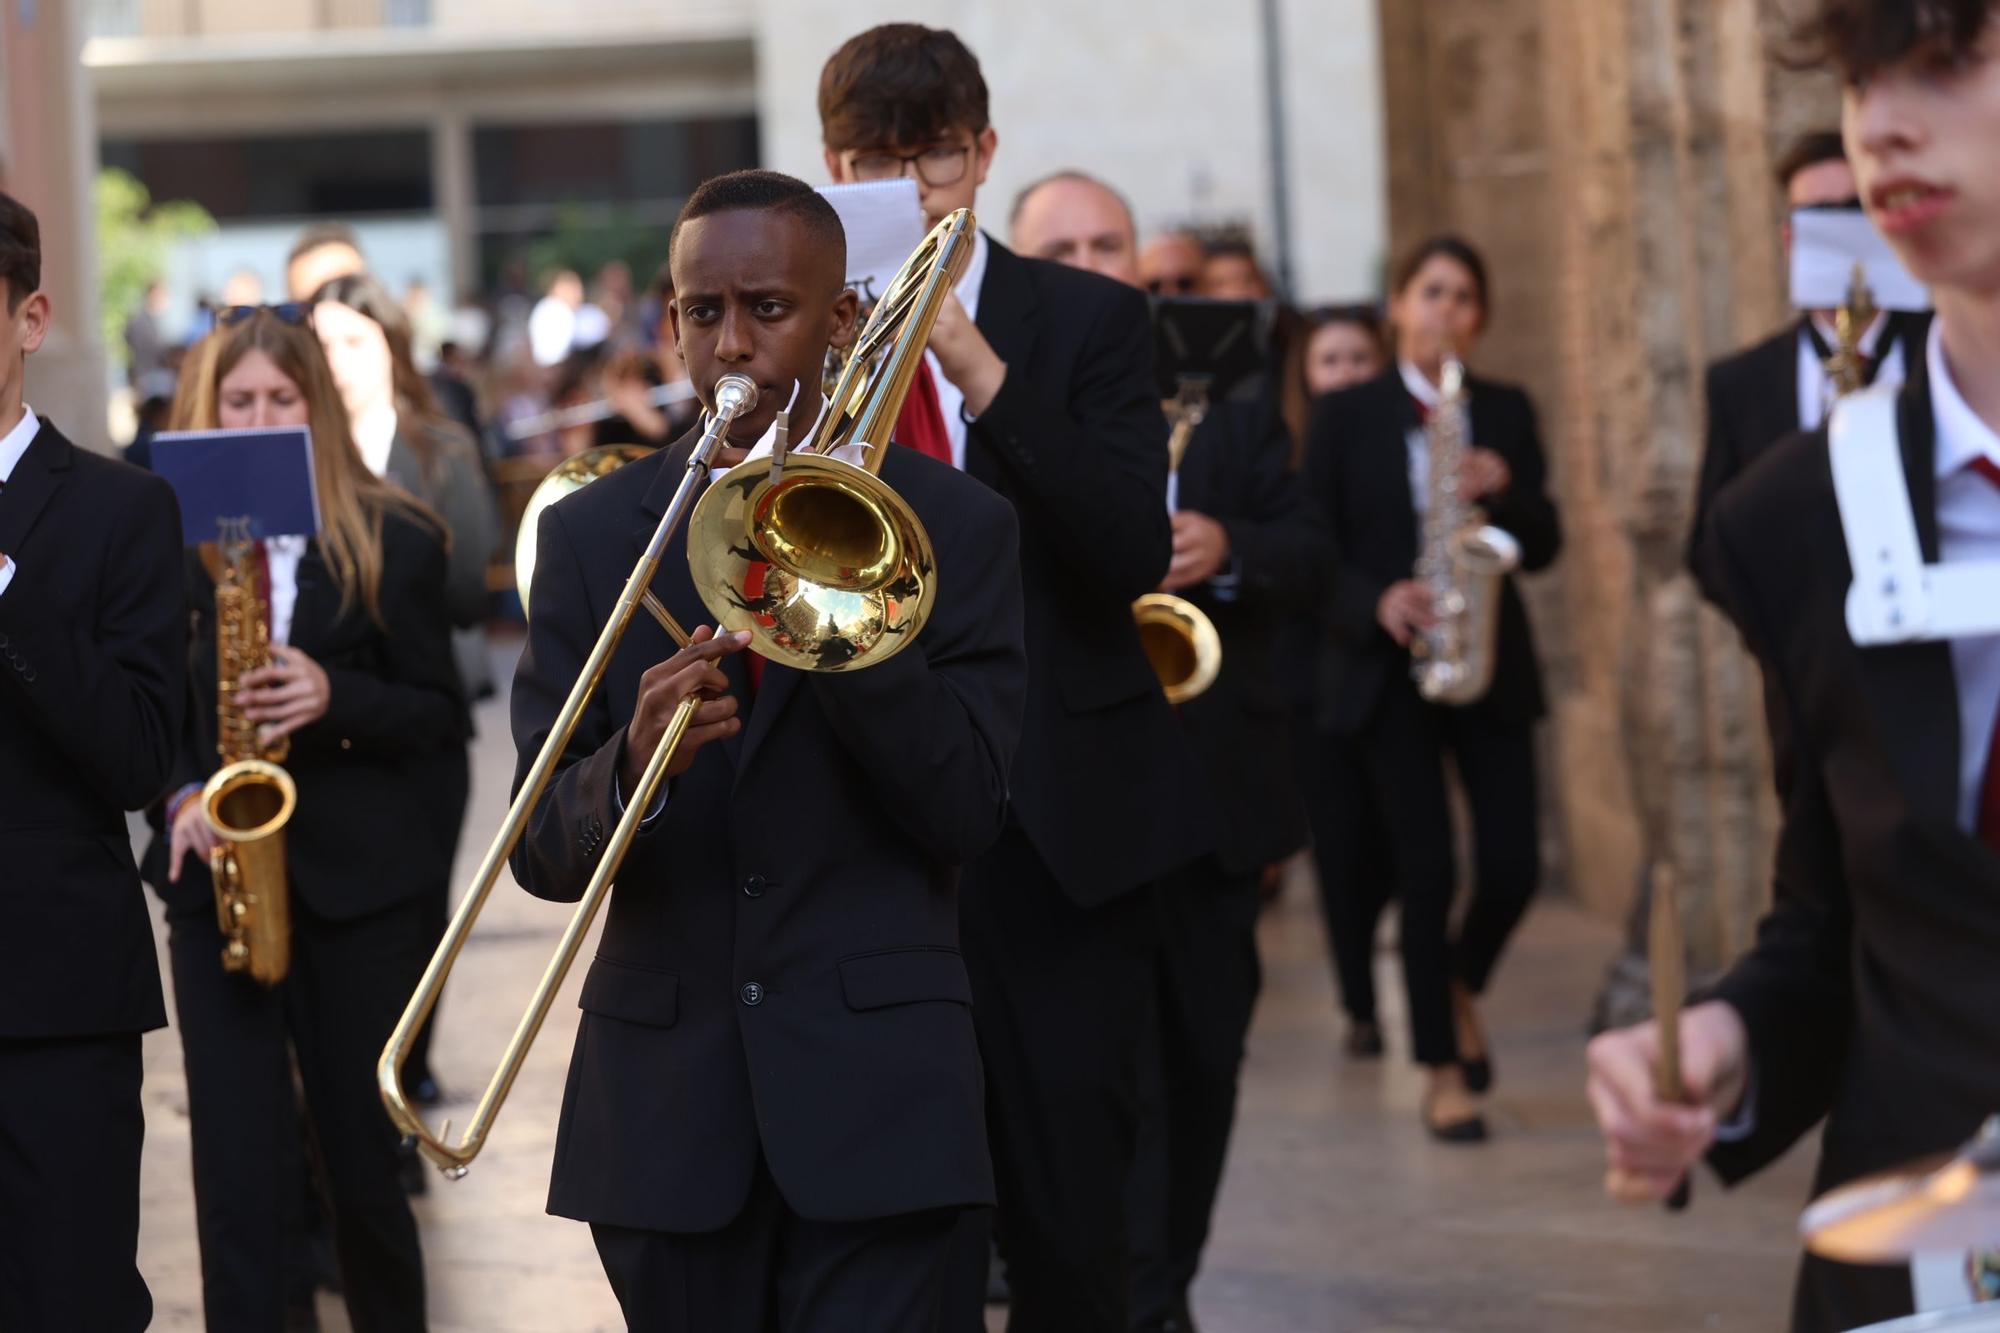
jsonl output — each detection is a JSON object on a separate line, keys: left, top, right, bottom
{"left": 714, "top": 374, "right": 758, "bottom": 419}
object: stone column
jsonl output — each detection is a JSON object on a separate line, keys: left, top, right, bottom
{"left": 431, "top": 106, "right": 478, "bottom": 303}
{"left": 1376, "top": 0, "right": 1834, "bottom": 997}
{"left": 2, "top": 0, "right": 111, "bottom": 454}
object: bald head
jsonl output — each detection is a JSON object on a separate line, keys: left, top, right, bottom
{"left": 1009, "top": 171, "right": 1141, "bottom": 289}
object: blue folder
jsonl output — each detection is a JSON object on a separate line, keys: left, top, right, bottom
{"left": 152, "top": 427, "right": 322, "bottom": 546}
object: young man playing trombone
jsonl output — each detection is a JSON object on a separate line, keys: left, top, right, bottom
{"left": 508, "top": 170, "right": 1028, "bottom": 1331}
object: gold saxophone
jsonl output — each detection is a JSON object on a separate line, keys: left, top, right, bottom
{"left": 201, "top": 524, "right": 297, "bottom": 985}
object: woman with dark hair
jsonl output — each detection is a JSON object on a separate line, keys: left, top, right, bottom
{"left": 1300, "top": 235, "right": 1562, "bottom": 1142}
{"left": 150, "top": 306, "right": 458, "bottom": 1329}
{"left": 1303, "top": 304, "right": 1388, "bottom": 397}
{"left": 312, "top": 271, "right": 497, "bottom": 1111}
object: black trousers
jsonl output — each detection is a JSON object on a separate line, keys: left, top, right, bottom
{"left": 167, "top": 894, "right": 431, "bottom": 1332}
{"left": 1294, "top": 726, "right": 1395, "bottom": 1025}
{"left": 949, "top": 826, "right": 1158, "bottom": 1332}
{"left": 589, "top": 1159, "right": 961, "bottom": 1332}
{"left": 1128, "top": 858, "right": 1262, "bottom": 1328}
{"left": 1341, "top": 681, "right": 1541, "bottom": 1066}
{"left": 0, "top": 1033, "right": 151, "bottom": 1333}
{"left": 405, "top": 749, "right": 470, "bottom": 1091}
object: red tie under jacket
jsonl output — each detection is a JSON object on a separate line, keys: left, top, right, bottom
{"left": 1972, "top": 456, "right": 2000, "bottom": 852}
{"left": 894, "top": 359, "right": 956, "bottom": 467}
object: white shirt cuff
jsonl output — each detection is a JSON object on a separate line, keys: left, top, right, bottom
{"left": 611, "top": 769, "right": 669, "bottom": 829}
{"left": 0, "top": 556, "right": 16, "bottom": 598}
{"left": 1712, "top": 1064, "right": 1757, "bottom": 1143}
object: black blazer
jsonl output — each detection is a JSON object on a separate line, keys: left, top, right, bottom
{"left": 964, "top": 238, "right": 1212, "bottom": 904}
{"left": 1173, "top": 396, "right": 1326, "bottom": 874}
{"left": 0, "top": 422, "right": 185, "bottom": 1039}
{"left": 509, "top": 433, "right": 1027, "bottom": 1232}
{"left": 384, "top": 421, "right": 499, "bottom": 629}
{"left": 1689, "top": 313, "right": 1932, "bottom": 591}
{"left": 145, "top": 510, "right": 466, "bottom": 923}
{"left": 1700, "top": 376, "right": 2000, "bottom": 1332}
{"left": 1302, "top": 369, "right": 1561, "bottom": 734}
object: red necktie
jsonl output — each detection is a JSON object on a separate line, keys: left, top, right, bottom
{"left": 894, "top": 360, "right": 956, "bottom": 467}
{"left": 1972, "top": 457, "right": 2000, "bottom": 850}
{"left": 1409, "top": 393, "right": 1434, "bottom": 425}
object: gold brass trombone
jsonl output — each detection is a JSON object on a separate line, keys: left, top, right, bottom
{"left": 377, "top": 373, "right": 757, "bottom": 1176}
{"left": 378, "top": 208, "right": 974, "bottom": 1176}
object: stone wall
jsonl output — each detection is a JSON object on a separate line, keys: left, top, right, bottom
{"left": 1378, "top": 0, "right": 1837, "bottom": 976}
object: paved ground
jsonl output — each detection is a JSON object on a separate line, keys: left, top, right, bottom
{"left": 132, "top": 635, "right": 1817, "bottom": 1331}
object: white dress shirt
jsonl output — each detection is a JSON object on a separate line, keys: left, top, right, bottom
{"left": 1399, "top": 360, "right": 1443, "bottom": 514}
{"left": 351, "top": 400, "right": 398, "bottom": 480}
{"left": 923, "top": 228, "right": 990, "bottom": 472}
{"left": 1924, "top": 319, "right": 2000, "bottom": 835}
{"left": 0, "top": 404, "right": 39, "bottom": 600}
{"left": 264, "top": 535, "right": 308, "bottom": 647}
{"left": 1797, "top": 312, "right": 1904, "bottom": 434}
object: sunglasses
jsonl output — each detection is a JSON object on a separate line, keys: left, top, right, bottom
{"left": 1147, "top": 275, "right": 1201, "bottom": 297}
{"left": 218, "top": 302, "right": 312, "bottom": 328}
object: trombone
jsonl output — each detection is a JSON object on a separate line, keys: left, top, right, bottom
{"left": 378, "top": 208, "right": 975, "bottom": 1177}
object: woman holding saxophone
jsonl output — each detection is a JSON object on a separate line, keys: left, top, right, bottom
{"left": 147, "top": 305, "right": 459, "bottom": 1331}
{"left": 1300, "top": 237, "right": 1561, "bottom": 1143}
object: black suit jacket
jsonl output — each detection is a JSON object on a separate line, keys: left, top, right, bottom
{"left": 1173, "top": 397, "right": 1326, "bottom": 874}
{"left": 144, "top": 511, "right": 466, "bottom": 923}
{"left": 384, "top": 422, "right": 499, "bottom": 629}
{"left": 1303, "top": 369, "right": 1562, "bottom": 734}
{"left": 1700, "top": 376, "right": 2000, "bottom": 1332}
{"left": 964, "top": 239, "right": 1212, "bottom": 903}
{"left": 1689, "top": 313, "right": 1932, "bottom": 593}
{"left": 0, "top": 421, "right": 185, "bottom": 1039}
{"left": 509, "top": 433, "right": 1027, "bottom": 1231}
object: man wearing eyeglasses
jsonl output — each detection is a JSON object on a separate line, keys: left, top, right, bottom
{"left": 820, "top": 23, "right": 1213, "bottom": 1333}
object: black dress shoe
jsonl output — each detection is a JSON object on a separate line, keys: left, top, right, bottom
{"left": 1461, "top": 1054, "right": 1493, "bottom": 1094}
{"left": 1345, "top": 1020, "right": 1385, "bottom": 1058}
{"left": 1422, "top": 1101, "right": 1489, "bottom": 1144}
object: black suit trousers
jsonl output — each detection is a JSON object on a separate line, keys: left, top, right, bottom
{"left": 1294, "top": 725, "right": 1396, "bottom": 1025}
{"left": 950, "top": 827, "right": 1158, "bottom": 1332}
{"left": 1350, "top": 680, "right": 1540, "bottom": 1065}
{"left": 166, "top": 895, "right": 430, "bottom": 1332}
{"left": 1128, "top": 858, "right": 1262, "bottom": 1326}
{"left": 590, "top": 1159, "right": 961, "bottom": 1333}
{"left": 0, "top": 1033, "right": 151, "bottom": 1333}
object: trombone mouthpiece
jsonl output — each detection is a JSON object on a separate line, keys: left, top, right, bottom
{"left": 714, "top": 375, "right": 758, "bottom": 419}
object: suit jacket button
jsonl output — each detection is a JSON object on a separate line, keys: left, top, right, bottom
{"left": 740, "top": 981, "right": 764, "bottom": 1006}
{"left": 742, "top": 875, "right": 765, "bottom": 898}
{"left": 20, "top": 666, "right": 33, "bottom": 683}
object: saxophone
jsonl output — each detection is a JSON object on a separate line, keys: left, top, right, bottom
{"left": 1411, "top": 351, "right": 1521, "bottom": 706}
{"left": 201, "top": 524, "right": 297, "bottom": 984}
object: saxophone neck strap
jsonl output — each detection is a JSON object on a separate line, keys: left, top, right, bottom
{"left": 1830, "top": 384, "right": 2000, "bottom": 644}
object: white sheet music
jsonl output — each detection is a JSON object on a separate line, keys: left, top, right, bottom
{"left": 816, "top": 180, "right": 926, "bottom": 306}
{"left": 1791, "top": 209, "right": 1931, "bottom": 312}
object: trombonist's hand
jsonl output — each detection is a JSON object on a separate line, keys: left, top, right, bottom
{"left": 926, "top": 295, "right": 1007, "bottom": 417}
{"left": 1376, "top": 579, "right": 1435, "bottom": 647}
{"left": 1586, "top": 1000, "right": 1751, "bottom": 1204}
{"left": 619, "top": 625, "right": 751, "bottom": 795}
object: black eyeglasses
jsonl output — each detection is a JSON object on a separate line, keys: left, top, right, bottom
{"left": 218, "top": 302, "right": 312, "bottom": 328}
{"left": 845, "top": 143, "right": 974, "bottom": 188}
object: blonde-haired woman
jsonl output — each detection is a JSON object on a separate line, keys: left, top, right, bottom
{"left": 148, "top": 304, "right": 458, "bottom": 1331}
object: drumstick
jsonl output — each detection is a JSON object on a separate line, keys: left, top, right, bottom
{"left": 1649, "top": 861, "right": 1693, "bottom": 1211}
